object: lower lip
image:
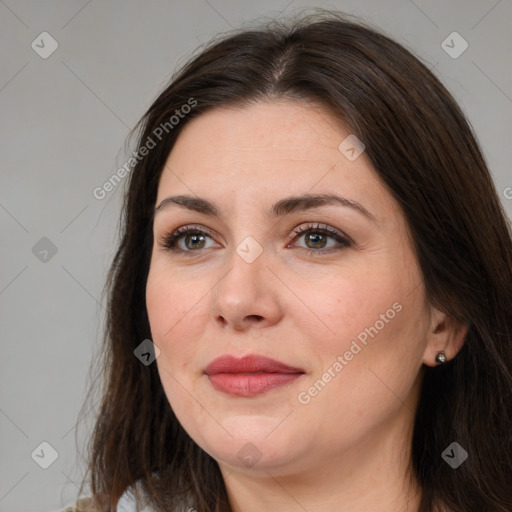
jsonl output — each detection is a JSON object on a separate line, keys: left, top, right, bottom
{"left": 207, "top": 373, "right": 303, "bottom": 397}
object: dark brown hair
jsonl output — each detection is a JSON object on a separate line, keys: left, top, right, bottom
{"left": 76, "top": 10, "right": 512, "bottom": 512}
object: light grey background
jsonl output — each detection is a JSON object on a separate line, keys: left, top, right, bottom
{"left": 1, "top": 1, "right": 511, "bottom": 510}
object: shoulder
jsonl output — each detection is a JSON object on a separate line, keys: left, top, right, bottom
{"left": 56, "top": 496, "right": 109, "bottom": 512}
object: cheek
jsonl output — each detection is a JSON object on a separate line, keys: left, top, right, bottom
{"left": 146, "top": 265, "right": 204, "bottom": 371}
{"left": 146, "top": 266, "right": 217, "bottom": 443}
{"left": 297, "top": 270, "right": 402, "bottom": 353}
{"left": 147, "top": 261, "right": 199, "bottom": 335}
{"left": 298, "top": 267, "right": 426, "bottom": 397}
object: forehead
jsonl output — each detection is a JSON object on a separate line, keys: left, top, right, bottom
{"left": 165, "top": 100, "right": 349, "bottom": 168}
{"left": 156, "top": 100, "right": 395, "bottom": 219}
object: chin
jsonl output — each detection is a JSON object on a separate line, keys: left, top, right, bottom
{"left": 187, "top": 416, "right": 309, "bottom": 474}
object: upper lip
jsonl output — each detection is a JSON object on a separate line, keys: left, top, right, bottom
{"left": 204, "top": 355, "right": 305, "bottom": 375}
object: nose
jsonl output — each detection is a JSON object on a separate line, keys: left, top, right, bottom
{"left": 210, "top": 247, "right": 284, "bottom": 332}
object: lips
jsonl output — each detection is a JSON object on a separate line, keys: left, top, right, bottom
{"left": 205, "top": 354, "right": 304, "bottom": 375}
{"left": 204, "top": 355, "right": 305, "bottom": 397}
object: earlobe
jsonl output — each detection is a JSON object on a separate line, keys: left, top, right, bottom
{"left": 423, "top": 313, "right": 468, "bottom": 367}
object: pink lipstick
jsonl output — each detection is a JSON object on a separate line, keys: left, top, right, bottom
{"left": 204, "top": 354, "right": 305, "bottom": 397}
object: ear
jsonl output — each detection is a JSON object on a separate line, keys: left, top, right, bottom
{"left": 422, "top": 308, "right": 468, "bottom": 367}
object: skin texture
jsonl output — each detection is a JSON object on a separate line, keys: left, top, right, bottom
{"left": 145, "top": 100, "right": 466, "bottom": 512}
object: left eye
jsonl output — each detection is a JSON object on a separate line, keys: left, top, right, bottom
{"left": 288, "top": 223, "right": 352, "bottom": 253}
{"left": 159, "top": 223, "right": 351, "bottom": 254}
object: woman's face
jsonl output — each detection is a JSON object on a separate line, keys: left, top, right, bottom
{"left": 146, "top": 100, "right": 435, "bottom": 477}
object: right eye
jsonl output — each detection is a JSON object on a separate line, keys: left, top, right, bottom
{"left": 159, "top": 225, "right": 220, "bottom": 253}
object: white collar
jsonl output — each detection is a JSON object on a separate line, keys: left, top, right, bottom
{"left": 116, "top": 485, "right": 154, "bottom": 512}
{"left": 116, "top": 483, "right": 194, "bottom": 512}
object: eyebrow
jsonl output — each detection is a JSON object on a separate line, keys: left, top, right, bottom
{"left": 154, "top": 193, "right": 376, "bottom": 222}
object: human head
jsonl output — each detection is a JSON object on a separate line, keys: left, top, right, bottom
{"left": 81, "top": 11, "right": 512, "bottom": 512}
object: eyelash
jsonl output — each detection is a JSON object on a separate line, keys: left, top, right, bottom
{"left": 159, "top": 223, "right": 352, "bottom": 256}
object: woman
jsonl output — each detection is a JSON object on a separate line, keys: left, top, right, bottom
{"left": 62, "top": 10, "right": 512, "bottom": 512}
